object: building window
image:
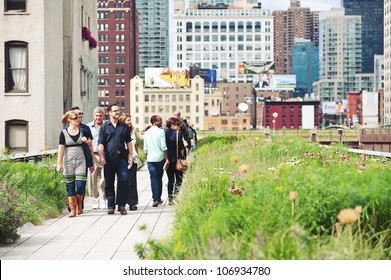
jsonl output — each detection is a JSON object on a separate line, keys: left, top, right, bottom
{"left": 5, "top": 0, "right": 26, "bottom": 12}
{"left": 229, "top": 21, "right": 235, "bottom": 32}
{"left": 5, "top": 120, "right": 28, "bottom": 153}
{"left": 5, "top": 41, "right": 28, "bottom": 93}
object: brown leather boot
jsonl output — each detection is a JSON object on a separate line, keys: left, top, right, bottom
{"left": 68, "top": 196, "right": 77, "bottom": 217}
{"left": 76, "top": 194, "right": 84, "bottom": 215}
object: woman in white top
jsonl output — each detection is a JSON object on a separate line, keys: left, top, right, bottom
{"left": 119, "top": 114, "right": 139, "bottom": 210}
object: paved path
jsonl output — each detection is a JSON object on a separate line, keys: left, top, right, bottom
{"left": 0, "top": 165, "right": 174, "bottom": 260}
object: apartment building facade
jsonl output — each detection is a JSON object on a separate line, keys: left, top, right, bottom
{"left": 97, "top": 0, "right": 138, "bottom": 114}
{"left": 273, "top": 0, "right": 319, "bottom": 74}
{"left": 130, "top": 76, "right": 205, "bottom": 131}
{"left": 313, "top": 8, "right": 362, "bottom": 103}
{"left": 0, "top": 0, "right": 98, "bottom": 153}
{"left": 136, "top": 0, "right": 169, "bottom": 79}
{"left": 171, "top": 6, "right": 274, "bottom": 83}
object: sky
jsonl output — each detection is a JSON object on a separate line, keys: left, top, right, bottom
{"left": 262, "top": 0, "right": 341, "bottom": 12}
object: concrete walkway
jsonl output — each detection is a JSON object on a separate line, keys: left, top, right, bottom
{"left": 0, "top": 165, "right": 174, "bottom": 260}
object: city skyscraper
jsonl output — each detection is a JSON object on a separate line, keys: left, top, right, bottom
{"left": 273, "top": 0, "right": 319, "bottom": 74}
{"left": 292, "top": 39, "right": 319, "bottom": 96}
{"left": 97, "top": 0, "right": 139, "bottom": 114}
{"left": 342, "top": 0, "right": 384, "bottom": 73}
{"left": 313, "top": 8, "right": 362, "bottom": 102}
{"left": 136, "top": 0, "right": 169, "bottom": 78}
{"left": 384, "top": 0, "right": 391, "bottom": 125}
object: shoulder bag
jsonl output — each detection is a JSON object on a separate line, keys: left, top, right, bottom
{"left": 175, "top": 131, "right": 189, "bottom": 172}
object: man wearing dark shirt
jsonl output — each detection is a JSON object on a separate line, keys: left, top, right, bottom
{"left": 98, "top": 103, "right": 133, "bottom": 215}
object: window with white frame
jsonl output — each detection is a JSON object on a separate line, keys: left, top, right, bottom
{"left": 5, "top": 41, "right": 28, "bottom": 93}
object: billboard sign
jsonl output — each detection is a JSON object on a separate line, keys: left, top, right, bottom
{"left": 189, "top": 67, "right": 217, "bottom": 87}
{"left": 253, "top": 74, "right": 296, "bottom": 90}
{"left": 238, "top": 61, "right": 275, "bottom": 75}
{"left": 335, "top": 99, "right": 347, "bottom": 114}
{"left": 322, "top": 102, "right": 336, "bottom": 114}
{"left": 145, "top": 68, "right": 190, "bottom": 88}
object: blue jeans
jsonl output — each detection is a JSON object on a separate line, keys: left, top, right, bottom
{"left": 104, "top": 157, "right": 129, "bottom": 209}
{"left": 66, "top": 181, "right": 86, "bottom": 196}
{"left": 147, "top": 160, "right": 165, "bottom": 202}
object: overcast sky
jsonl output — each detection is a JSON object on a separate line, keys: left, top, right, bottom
{"left": 262, "top": 0, "right": 341, "bottom": 12}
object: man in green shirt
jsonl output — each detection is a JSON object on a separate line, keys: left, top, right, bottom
{"left": 144, "top": 115, "right": 169, "bottom": 207}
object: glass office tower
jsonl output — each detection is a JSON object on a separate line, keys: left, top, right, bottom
{"left": 342, "top": 0, "right": 384, "bottom": 73}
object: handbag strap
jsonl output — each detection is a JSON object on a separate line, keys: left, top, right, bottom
{"left": 176, "top": 131, "right": 179, "bottom": 161}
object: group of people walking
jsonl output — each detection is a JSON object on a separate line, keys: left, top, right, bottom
{"left": 56, "top": 103, "right": 196, "bottom": 217}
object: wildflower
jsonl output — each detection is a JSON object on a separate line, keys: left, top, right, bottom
{"left": 238, "top": 164, "right": 249, "bottom": 173}
{"left": 268, "top": 167, "right": 276, "bottom": 171}
{"left": 230, "top": 155, "right": 239, "bottom": 163}
{"left": 317, "top": 151, "right": 322, "bottom": 155}
{"left": 359, "top": 164, "right": 367, "bottom": 169}
{"left": 337, "top": 208, "right": 359, "bottom": 225}
{"left": 201, "top": 178, "right": 208, "bottom": 182}
{"left": 228, "top": 185, "right": 243, "bottom": 196}
{"left": 289, "top": 191, "right": 297, "bottom": 202}
{"left": 28, "top": 196, "right": 36, "bottom": 203}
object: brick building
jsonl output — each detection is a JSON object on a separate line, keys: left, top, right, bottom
{"left": 264, "top": 101, "right": 321, "bottom": 129}
{"left": 97, "top": 0, "right": 139, "bottom": 114}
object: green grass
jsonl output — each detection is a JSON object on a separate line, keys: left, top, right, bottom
{"left": 143, "top": 135, "right": 391, "bottom": 260}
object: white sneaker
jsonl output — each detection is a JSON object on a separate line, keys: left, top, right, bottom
{"left": 92, "top": 202, "right": 99, "bottom": 210}
{"left": 99, "top": 199, "right": 107, "bottom": 210}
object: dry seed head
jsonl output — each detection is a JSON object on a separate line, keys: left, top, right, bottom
{"left": 337, "top": 208, "right": 359, "bottom": 225}
{"left": 238, "top": 164, "right": 249, "bottom": 173}
{"left": 231, "top": 155, "right": 239, "bottom": 163}
{"left": 289, "top": 191, "right": 297, "bottom": 202}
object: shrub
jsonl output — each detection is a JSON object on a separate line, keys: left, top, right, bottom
{"left": 0, "top": 183, "right": 25, "bottom": 242}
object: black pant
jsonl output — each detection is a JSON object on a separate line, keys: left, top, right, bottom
{"left": 165, "top": 162, "right": 183, "bottom": 197}
{"left": 104, "top": 157, "right": 129, "bottom": 209}
{"left": 126, "top": 163, "right": 138, "bottom": 206}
